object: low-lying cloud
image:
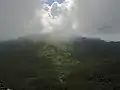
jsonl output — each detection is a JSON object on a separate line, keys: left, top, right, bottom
{"left": 27, "top": 0, "right": 120, "bottom": 41}
{"left": 0, "top": 0, "right": 120, "bottom": 41}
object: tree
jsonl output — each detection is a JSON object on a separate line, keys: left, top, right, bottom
{"left": 41, "top": 44, "right": 79, "bottom": 84}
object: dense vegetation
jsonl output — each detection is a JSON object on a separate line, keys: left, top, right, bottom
{"left": 0, "top": 38, "right": 120, "bottom": 90}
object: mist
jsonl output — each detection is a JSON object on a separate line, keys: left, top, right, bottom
{"left": 0, "top": 0, "right": 120, "bottom": 41}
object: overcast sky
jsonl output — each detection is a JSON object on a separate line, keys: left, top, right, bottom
{"left": 0, "top": 0, "right": 120, "bottom": 41}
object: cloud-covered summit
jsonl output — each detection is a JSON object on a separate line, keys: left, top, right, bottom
{"left": 0, "top": 0, "right": 120, "bottom": 41}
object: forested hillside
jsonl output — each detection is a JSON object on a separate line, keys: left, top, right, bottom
{"left": 0, "top": 38, "right": 120, "bottom": 90}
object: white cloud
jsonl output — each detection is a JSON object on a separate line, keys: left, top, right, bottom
{"left": 23, "top": 0, "right": 120, "bottom": 41}
{"left": 28, "top": 0, "right": 81, "bottom": 41}
{"left": 0, "top": 0, "right": 120, "bottom": 41}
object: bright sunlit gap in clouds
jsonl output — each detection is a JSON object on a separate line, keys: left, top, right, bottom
{"left": 0, "top": 0, "right": 120, "bottom": 41}
{"left": 27, "top": 0, "right": 120, "bottom": 41}
{"left": 28, "top": 0, "right": 82, "bottom": 41}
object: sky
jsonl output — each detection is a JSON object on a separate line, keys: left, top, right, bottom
{"left": 0, "top": 0, "right": 120, "bottom": 41}
{"left": 43, "top": 0, "right": 65, "bottom": 5}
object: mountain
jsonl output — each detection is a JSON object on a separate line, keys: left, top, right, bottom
{"left": 0, "top": 37, "right": 120, "bottom": 90}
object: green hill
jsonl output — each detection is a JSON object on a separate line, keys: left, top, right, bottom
{"left": 0, "top": 38, "right": 120, "bottom": 90}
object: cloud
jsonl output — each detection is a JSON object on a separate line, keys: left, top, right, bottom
{"left": 27, "top": 0, "right": 120, "bottom": 41}
{"left": 75, "top": 0, "right": 120, "bottom": 35}
{"left": 28, "top": 0, "right": 81, "bottom": 41}
{"left": 0, "top": 0, "right": 120, "bottom": 41}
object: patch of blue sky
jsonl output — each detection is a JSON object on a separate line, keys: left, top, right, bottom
{"left": 44, "top": 0, "right": 65, "bottom": 6}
